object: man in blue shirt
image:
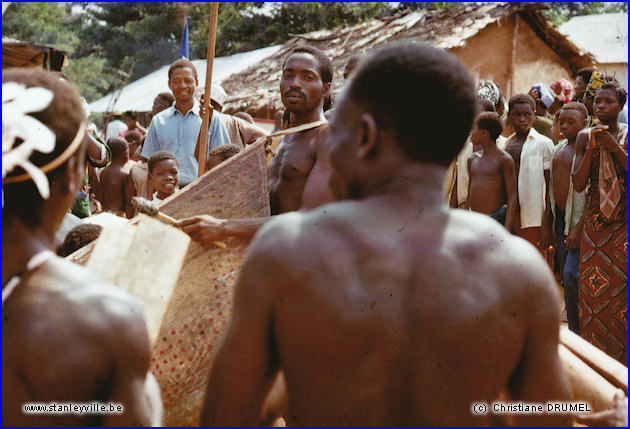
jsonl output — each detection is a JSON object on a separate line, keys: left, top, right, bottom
{"left": 142, "top": 58, "right": 231, "bottom": 187}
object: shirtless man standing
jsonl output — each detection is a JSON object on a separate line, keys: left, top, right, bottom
{"left": 176, "top": 45, "right": 334, "bottom": 241}
{"left": 200, "top": 42, "right": 570, "bottom": 426}
{"left": 98, "top": 136, "right": 131, "bottom": 217}
{"left": 466, "top": 112, "right": 517, "bottom": 231}
{"left": 2, "top": 68, "right": 161, "bottom": 426}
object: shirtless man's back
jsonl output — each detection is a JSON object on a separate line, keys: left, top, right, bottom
{"left": 99, "top": 136, "right": 130, "bottom": 216}
{"left": 201, "top": 42, "right": 570, "bottom": 426}
{"left": 235, "top": 202, "right": 566, "bottom": 425}
{"left": 2, "top": 67, "right": 161, "bottom": 426}
{"left": 3, "top": 260, "right": 159, "bottom": 426}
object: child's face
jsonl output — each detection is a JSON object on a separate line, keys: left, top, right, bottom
{"left": 558, "top": 109, "right": 586, "bottom": 141}
{"left": 508, "top": 103, "right": 534, "bottom": 134}
{"left": 150, "top": 159, "right": 179, "bottom": 196}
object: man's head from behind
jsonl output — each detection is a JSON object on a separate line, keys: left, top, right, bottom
{"left": 3, "top": 68, "right": 87, "bottom": 228}
{"left": 107, "top": 136, "right": 129, "bottom": 164}
{"left": 280, "top": 45, "right": 333, "bottom": 114}
{"left": 471, "top": 112, "right": 503, "bottom": 145}
{"left": 328, "top": 42, "right": 476, "bottom": 198}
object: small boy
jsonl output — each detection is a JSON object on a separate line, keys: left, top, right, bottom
{"left": 550, "top": 102, "right": 589, "bottom": 334}
{"left": 148, "top": 150, "right": 180, "bottom": 203}
{"left": 98, "top": 137, "right": 131, "bottom": 217}
{"left": 206, "top": 143, "right": 242, "bottom": 171}
{"left": 59, "top": 224, "right": 103, "bottom": 257}
{"left": 466, "top": 112, "right": 517, "bottom": 231}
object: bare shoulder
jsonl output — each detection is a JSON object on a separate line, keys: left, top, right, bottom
{"left": 9, "top": 256, "right": 147, "bottom": 343}
{"left": 498, "top": 148, "right": 516, "bottom": 166}
{"left": 448, "top": 209, "right": 559, "bottom": 304}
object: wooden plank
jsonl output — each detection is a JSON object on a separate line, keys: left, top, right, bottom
{"left": 86, "top": 214, "right": 191, "bottom": 345}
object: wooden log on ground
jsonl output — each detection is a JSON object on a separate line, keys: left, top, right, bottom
{"left": 559, "top": 325, "right": 628, "bottom": 393}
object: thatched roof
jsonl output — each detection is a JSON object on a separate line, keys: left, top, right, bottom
{"left": 2, "top": 38, "right": 67, "bottom": 70}
{"left": 222, "top": 2, "right": 594, "bottom": 116}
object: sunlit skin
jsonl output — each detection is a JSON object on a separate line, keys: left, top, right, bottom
{"left": 168, "top": 67, "right": 197, "bottom": 115}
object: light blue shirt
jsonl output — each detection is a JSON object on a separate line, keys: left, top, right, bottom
{"left": 142, "top": 102, "right": 231, "bottom": 186}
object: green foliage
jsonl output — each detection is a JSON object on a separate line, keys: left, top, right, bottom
{"left": 541, "top": 2, "right": 628, "bottom": 26}
{"left": 2, "top": 2, "right": 79, "bottom": 51}
{"left": 3, "top": 2, "right": 626, "bottom": 104}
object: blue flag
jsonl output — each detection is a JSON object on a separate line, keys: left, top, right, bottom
{"left": 180, "top": 17, "right": 189, "bottom": 59}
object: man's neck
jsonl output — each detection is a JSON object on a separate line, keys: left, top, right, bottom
{"left": 175, "top": 99, "right": 195, "bottom": 116}
{"left": 480, "top": 139, "right": 498, "bottom": 153}
{"left": 361, "top": 162, "right": 448, "bottom": 214}
{"left": 291, "top": 108, "right": 326, "bottom": 126}
{"left": 2, "top": 216, "right": 55, "bottom": 286}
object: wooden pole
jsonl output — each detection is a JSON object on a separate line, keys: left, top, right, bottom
{"left": 196, "top": 2, "right": 220, "bottom": 177}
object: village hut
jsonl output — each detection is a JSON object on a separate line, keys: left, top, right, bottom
{"left": 2, "top": 38, "right": 67, "bottom": 71}
{"left": 221, "top": 2, "right": 595, "bottom": 118}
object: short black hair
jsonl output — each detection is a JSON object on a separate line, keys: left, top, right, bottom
{"left": 158, "top": 92, "right": 175, "bottom": 105}
{"left": 168, "top": 58, "right": 198, "bottom": 81}
{"left": 344, "top": 41, "right": 476, "bottom": 166}
{"left": 3, "top": 68, "right": 86, "bottom": 226}
{"left": 124, "top": 110, "right": 137, "bottom": 120}
{"left": 208, "top": 143, "right": 241, "bottom": 161}
{"left": 478, "top": 98, "right": 496, "bottom": 113}
{"left": 560, "top": 102, "right": 588, "bottom": 120}
{"left": 575, "top": 67, "right": 596, "bottom": 82}
{"left": 125, "top": 130, "right": 142, "bottom": 143}
{"left": 283, "top": 45, "right": 333, "bottom": 85}
{"left": 60, "top": 223, "right": 103, "bottom": 257}
{"left": 597, "top": 81, "right": 627, "bottom": 106}
{"left": 475, "top": 112, "right": 503, "bottom": 140}
{"left": 148, "top": 150, "right": 178, "bottom": 173}
{"left": 508, "top": 94, "right": 536, "bottom": 113}
{"left": 344, "top": 54, "right": 362, "bottom": 79}
{"left": 107, "top": 136, "right": 129, "bottom": 158}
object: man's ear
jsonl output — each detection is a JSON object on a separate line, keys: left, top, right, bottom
{"left": 167, "top": 78, "right": 174, "bottom": 92}
{"left": 322, "top": 82, "right": 331, "bottom": 99}
{"left": 357, "top": 113, "right": 378, "bottom": 159}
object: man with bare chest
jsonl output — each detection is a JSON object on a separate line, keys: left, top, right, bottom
{"left": 550, "top": 102, "right": 589, "bottom": 334}
{"left": 200, "top": 42, "right": 571, "bottom": 426}
{"left": 2, "top": 69, "right": 161, "bottom": 426}
{"left": 466, "top": 112, "right": 517, "bottom": 230}
{"left": 177, "top": 45, "right": 335, "bottom": 241}
{"left": 504, "top": 94, "right": 554, "bottom": 250}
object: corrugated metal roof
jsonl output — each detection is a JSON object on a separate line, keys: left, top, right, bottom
{"left": 88, "top": 44, "right": 281, "bottom": 113}
{"left": 559, "top": 13, "right": 628, "bottom": 64}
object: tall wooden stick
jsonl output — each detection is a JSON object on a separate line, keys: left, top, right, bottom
{"left": 197, "top": 2, "right": 220, "bottom": 177}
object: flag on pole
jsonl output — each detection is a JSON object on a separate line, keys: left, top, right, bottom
{"left": 180, "top": 17, "right": 189, "bottom": 59}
